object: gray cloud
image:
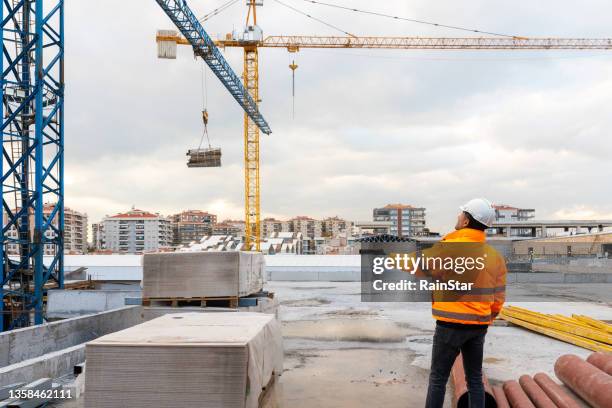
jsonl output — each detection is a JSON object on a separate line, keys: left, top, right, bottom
{"left": 66, "top": 0, "right": 612, "bottom": 233}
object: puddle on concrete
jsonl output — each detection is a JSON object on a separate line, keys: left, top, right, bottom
{"left": 324, "top": 308, "right": 379, "bottom": 317}
{"left": 268, "top": 348, "right": 436, "bottom": 408}
{"left": 281, "top": 298, "right": 331, "bottom": 307}
{"left": 284, "top": 350, "right": 322, "bottom": 371}
{"left": 282, "top": 318, "right": 417, "bottom": 343}
{"left": 484, "top": 357, "right": 505, "bottom": 364}
{"left": 290, "top": 286, "right": 336, "bottom": 291}
{"left": 408, "top": 337, "right": 433, "bottom": 345}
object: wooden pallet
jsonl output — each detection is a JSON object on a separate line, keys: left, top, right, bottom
{"left": 142, "top": 296, "right": 239, "bottom": 308}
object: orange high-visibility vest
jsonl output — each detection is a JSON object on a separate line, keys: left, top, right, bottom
{"left": 426, "top": 228, "right": 506, "bottom": 325}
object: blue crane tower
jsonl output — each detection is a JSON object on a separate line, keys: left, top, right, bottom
{"left": 1, "top": 0, "right": 64, "bottom": 331}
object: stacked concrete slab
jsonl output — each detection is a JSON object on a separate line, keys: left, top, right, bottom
{"left": 142, "top": 252, "right": 264, "bottom": 299}
{"left": 84, "top": 312, "right": 283, "bottom": 408}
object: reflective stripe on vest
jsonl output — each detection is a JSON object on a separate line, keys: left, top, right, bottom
{"left": 432, "top": 308, "right": 492, "bottom": 323}
{"left": 454, "top": 286, "right": 506, "bottom": 295}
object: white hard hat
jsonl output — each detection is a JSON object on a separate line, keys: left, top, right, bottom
{"left": 460, "top": 198, "right": 496, "bottom": 227}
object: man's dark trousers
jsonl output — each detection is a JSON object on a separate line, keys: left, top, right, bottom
{"left": 425, "top": 321, "right": 488, "bottom": 408}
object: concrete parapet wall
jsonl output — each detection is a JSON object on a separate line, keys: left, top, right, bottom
{"left": 0, "top": 306, "right": 141, "bottom": 367}
{"left": 267, "top": 268, "right": 360, "bottom": 282}
{"left": 532, "top": 263, "right": 612, "bottom": 274}
{"left": 0, "top": 344, "right": 85, "bottom": 386}
{"left": 47, "top": 290, "right": 141, "bottom": 319}
{"left": 267, "top": 269, "right": 611, "bottom": 284}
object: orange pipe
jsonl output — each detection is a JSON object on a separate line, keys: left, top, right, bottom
{"left": 533, "top": 373, "right": 581, "bottom": 408}
{"left": 450, "top": 354, "right": 496, "bottom": 408}
{"left": 555, "top": 354, "right": 612, "bottom": 408}
{"left": 518, "top": 375, "right": 556, "bottom": 408}
{"left": 502, "top": 380, "right": 536, "bottom": 408}
{"left": 586, "top": 352, "right": 612, "bottom": 375}
{"left": 492, "top": 386, "right": 510, "bottom": 408}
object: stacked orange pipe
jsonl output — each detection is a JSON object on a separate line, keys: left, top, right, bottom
{"left": 454, "top": 352, "right": 612, "bottom": 408}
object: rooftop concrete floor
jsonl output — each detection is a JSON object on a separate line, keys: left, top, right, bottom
{"left": 264, "top": 281, "right": 610, "bottom": 408}
{"left": 53, "top": 281, "right": 611, "bottom": 408}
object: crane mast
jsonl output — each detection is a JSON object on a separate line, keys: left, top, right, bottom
{"left": 243, "top": 0, "right": 263, "bottom": 251}
{"left": 1, "top": 0, "right": 65, "bottom": 331}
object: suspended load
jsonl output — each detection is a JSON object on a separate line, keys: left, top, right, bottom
{"left": 187, "top": 109, "right": 222, "bottom": 168}
{"left": 187, "top": 147, "right": 222, "bottom": 168}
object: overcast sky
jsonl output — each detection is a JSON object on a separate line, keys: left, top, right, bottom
{"left": 65, "top": 0, "right": 612, "bottom": 233}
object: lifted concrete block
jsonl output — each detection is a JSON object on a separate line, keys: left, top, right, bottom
{"left": 143, "top": 251, "right": 264, "bottom": 299}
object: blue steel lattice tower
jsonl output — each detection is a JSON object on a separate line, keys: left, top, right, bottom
{"left": 1, "top": 0, "right": 64, "bottom": 331}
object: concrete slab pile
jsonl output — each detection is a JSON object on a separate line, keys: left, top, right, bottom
{"left": 143, "top": 252, "right": 264, "bottom": 299}
{"left": 84, "top": 312, "right": 283, "bottom": 408}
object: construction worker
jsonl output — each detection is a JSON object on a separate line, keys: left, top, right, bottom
{"left": 422, "top": 198, "right": 506, "bottom": 408}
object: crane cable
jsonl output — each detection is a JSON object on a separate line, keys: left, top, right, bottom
{"left": 272, "top": 0, "right": 355, "bottom": 37}
{"left": 198, "top": 61, "right": 212, "bottom": 150}
{"left": 289, "top": 58, "right": 298, "bottom": 118}
{"left": 198, "top": 0, "right": 240, "bottom": 23}
{"left": 297, "top": 0, "right": 519, "bottom": 38}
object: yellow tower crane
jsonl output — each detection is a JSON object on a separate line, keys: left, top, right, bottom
{"left": 157, "top": 1, "right": 612, "bottom": 251}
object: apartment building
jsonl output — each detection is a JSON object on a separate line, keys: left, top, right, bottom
{"left": 490, "top": 204, "right": 536, "bottom": 237}
{"left": 494, "top": 204, "right": 535, "bottom": 222}
{"left": 171, "top": 210, "right": 217, "bottom": 246}
{"left": 262, "top": 218, "right": 290, "bottom": 238}
{"left": 50, "top": 205, "right": 88, "bottom": 254}
{"left": 322, "top": 216, "right": 352, "bottom": 238}
{"left": 373, "top": 204, "right": 427, "bottom": 237}
{"left": 92, "top": 222, "right": 104, "bottom": 250}
{"left": 213, "top": 220, "right": 245, "bottom": 238}
{"left": 4, "top": 205, "right": 88, "bottom": 255}
{"left": 101, "top": 208, "right": 172, "bottom": 253}
{"left": 352, "top": 220, "right": 393, "bottom": 237}
{"left": 290, "top": 216, "right": 323, "bottom": 239}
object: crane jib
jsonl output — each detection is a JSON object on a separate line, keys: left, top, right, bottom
{"left": 155, "top": 0, "right": 272, "bottom": 135}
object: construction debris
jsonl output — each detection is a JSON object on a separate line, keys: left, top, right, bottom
{"left": 499, "top": 306, "right": 612, "bottom": 353}
{"left": 84, "top": 312, "right": 283, "bottom": 408}
{"left": 142, "top": 251, "right": 264, "bottom": 299}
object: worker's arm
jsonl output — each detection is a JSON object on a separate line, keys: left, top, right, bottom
{"left": 491, "top": 256, "right": 507, "bottom": 318}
